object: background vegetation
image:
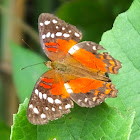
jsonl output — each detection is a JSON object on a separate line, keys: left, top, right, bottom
{"left": 1, "top": 0, "right": 140, "bottom": 139}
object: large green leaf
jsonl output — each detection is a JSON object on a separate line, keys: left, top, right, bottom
{"left": 100, "top": 0, "right": 140, "bottom": 139}
{"left": 11, "top": 43, "right": 49, "bottom": 102}
{"left": 10, "top": 98, "right": 135, "bottom": 140}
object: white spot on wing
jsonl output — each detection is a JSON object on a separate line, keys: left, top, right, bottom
{"left": 62, "top": 27, "right": 65, "bottom": 30}
{"left": 40, "top": 22, "right": 43, "bottom": 26}
{"left": 68, "top": 48, "right": 76, "bottom": 54}
{"left": 42, "top": 34, "right": 46, "bottom": 39}
{"left": 67, "top": 88, "right": 73, "bottom": 94}
{"left": 85, "top": 98, "right": 88, "bottom": 102}
{"left": 73, "top": 45, "right": 80, "bottom": 50}
{"left": 45, "top": 107, "right": 49, "bottom": 110}
{"left": 48, "top": 97, "right": 54, "bottom": 104}
{"left": 78, "top": 99, "right": 81, "bottom": 103}
{"left": 39, "top": 92, "right": 42, "bottom": 99}
{"left": 93, "top": 97, "right": 97, "bottom": 102}
{"left": 52, "top": 107, "right": 55, "bottom": 111}
{"left": 43, "top": 94, "right": 47, "bottom": 99}
{"left": 55, "top": 99, "right": 61, "bottom": 104}
{"left": 44, "top": 20, "right": 50, "bottom": 25}
{"left": 56, "top": 26, "right": 59, "bottom": 29}
{"left": 63, "top": 33, "right": 70, "bottom": 37}
{"left": 41, "top": 113, "right": 46, "bottom": 118}
{"left": 75, "top": 32, "right": 80, "bottom": 37}
{"left": 51, "top": 33, "right": 55, "bottom": 38}
{"left": 92, "top": 46, "right": 96, "bottom": 50}
{"left": 69, "top": 30, "right": 72, "bottom": 33}
{"left": 86, "top": 42, "right": 90, "bottom": 46}
{"left": 64, "top": 83, "right": 73, "bottom": 94}
{"left": 59, "top": 106, "right": 62, "bottom": 109}
{"left": 52, "top": 19, "right": 57, "bottom": 23}
{"left": 64, "top": 83, "right": 71, "bottom": 89}
{"left": 65, "top": 104, "right": 71, "bottom": 109}
{"left": 46, "top": 32, "right": 51, "bottom": 38}
{"left": 68, "top": 45, "right": 80, "bottom": 54}
{"left": 29, "top": 104, "right": 33, "bottom": 109}
{"left": 33, "top": 107, "right": 39, "bottom": 114}
{"left": 56, "top": 32, "right": 62, "bottom": 36}
{"left": 35, "top": 89, "right": 38, "bottom": 95}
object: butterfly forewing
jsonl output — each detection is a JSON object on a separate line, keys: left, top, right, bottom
{"left": 38, "top": 13, "right": 82, "bottom": 60}
{"left": 27, "top": 70, "right": 74, "bottom": 125}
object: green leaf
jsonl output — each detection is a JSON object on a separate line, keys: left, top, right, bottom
{"left": 11, "top": 43, "right": 49, "bottom": 102}
{"left": 0, "top": 121, "right": 10, "bottom": 140}
{"left": 100, "top": 0, "right": 140, "bottom": 139}
{"left": 10, "top": 98, "right": 135, "bottom": 140}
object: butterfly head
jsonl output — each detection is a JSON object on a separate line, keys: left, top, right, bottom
{"left": 44, "top": 61, "right": 52, "bottom": 69}
{"left": 45, "top": 61, "right": 67, "bottom": 72}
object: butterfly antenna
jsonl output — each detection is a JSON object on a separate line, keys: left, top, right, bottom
{"left": 22, "top": 39, "right": 34, "bottom": 51}
{"left": 20, "top": 62, "right": 47, "bottom": 70}
{"left": 22, "top": 39, "right": 46, "bottom": 61}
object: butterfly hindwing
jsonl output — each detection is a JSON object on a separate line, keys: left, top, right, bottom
{"left": 27, "top": 70, "right": 74, "bottom": 125}
{"left": 64, "top": 77, "right": 117, "bottom": 108}
{"left": 38, "top": 13, "right": 82, "bottom": 60}
{"left": 67, "top": 41, "right": 122, "bottom": 74}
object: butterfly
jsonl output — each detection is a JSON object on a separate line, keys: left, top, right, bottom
{"left": 27, "top": 13, "right": 122, "bottom": 125}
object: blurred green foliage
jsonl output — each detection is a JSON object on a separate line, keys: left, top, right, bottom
{"left": 56, "top": 0, "right": 132, "bottom": 43}
{"left": 0, "top": 121, "right": 10, "bottom": 140}
{"left": 11, "top": 43, "right": 48, "bottom": 103}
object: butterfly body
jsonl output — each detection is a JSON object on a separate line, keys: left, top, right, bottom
{"left": 27, "top": 13, "right": 122, "bottom": 125}
{"left": 47, "top": 56, "right": 110, "bottom": 82}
